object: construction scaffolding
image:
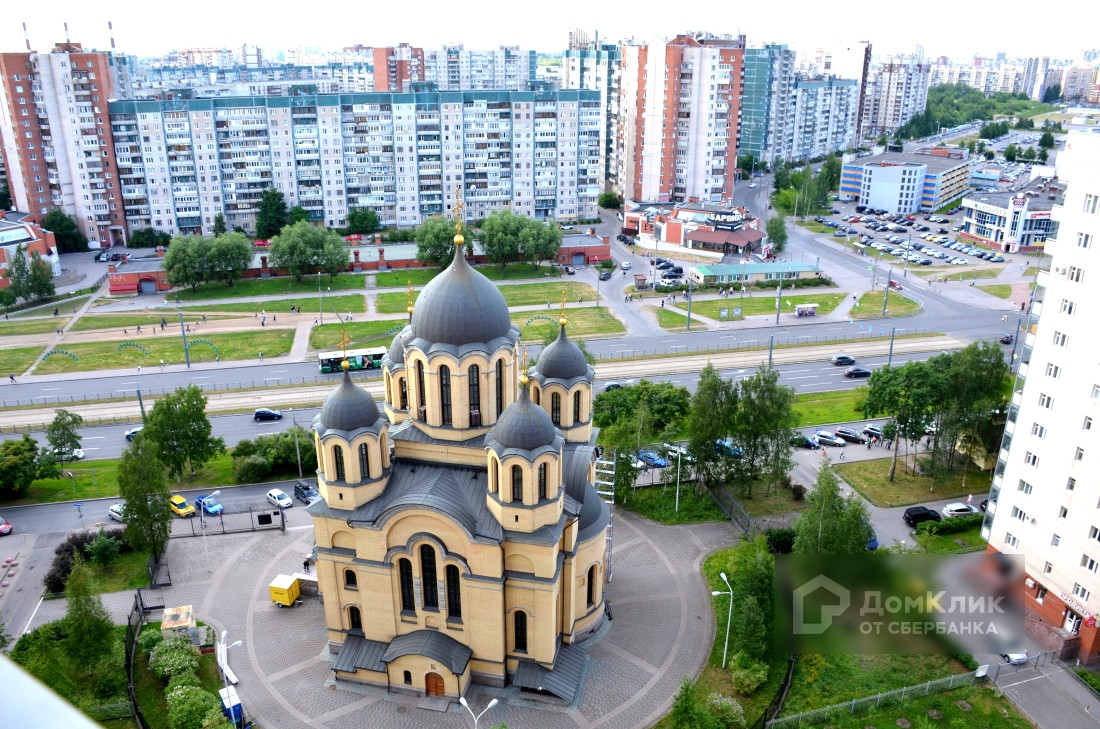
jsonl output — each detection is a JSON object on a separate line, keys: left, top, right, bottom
{"left": 595, "top": 447, "right": 617, "bottom": 582}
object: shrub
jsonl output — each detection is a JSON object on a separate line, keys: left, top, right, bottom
{"left": 231, "top": 438, "right": 258, "bottom": 459}
{"left": 233, "top": 453, "right": 270, "bottom": 484}
{"left": 44, "top": 527, "right": 132, "bottom": 593}
{"left": 166, "top": 684, "right": 222, "bottom": 729}
{"left": 149, "top": 635, "right": 200, "bottom": 680}
{"left": 952, "top": 653, "right": 980, "bottom": 670}
{"left": 729, "top": 652, "right": 769, "bottom": 696}
{"left": 764, "top": 527, "right": 796, "bottom": 554}
{"left": 137, "top": 626, "right": 164, "bottom": 655}
{"left": 706, "top": 692, "right": 747, "bottom": 729}
{"left": 790, "top": 483, "right": 807, "bottom": 501}
{"left": 916, "top": 512, "right": 983, "bottom": 536}
{"left": 167, "top": 671, "right": 201, "bottom": 692}
{"left": 86, "top": 528, "right": 121, "bottom": 568}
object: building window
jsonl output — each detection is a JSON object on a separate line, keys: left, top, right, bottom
{"left": 416, "top": 360, "right": 426, "bottom": 414}
{"left": 511, "top": 464, "right": 523, "bottom": 503}
{"left": 1060, "top": 507, "right": 1069, "bottom": 518}
{"left": 514, "top": 611, "right": 528, "bottom": 652}
{"left": 1052, "top": 534, "right": 1061, "bottom": 547}
{"left": 1011, "top": 506, "right": 1028, "bottom": 522}
{"left": 1085, "top": 418, "right": 1094, "bottom": 432}
{"left": 1079, "top": 233, "right": 1094, "bottom": 249}
{"left": 1075, "top": 448, "right": 1085, "bottom": 461}
{"left": 1061, "top": 299, "right": 1076, "bottom": 315}
{"left": 1073, "top": 583, "right": 1090, "bottom": 601}
{"left": 587, "top": 565, "right": 597, "bottom": 606}
{"left": 1031, "top": 424, "right": 1046, "bottom": 439}
{"left": 404, "top": 670, "right": 412, "bottom": 685}
{"left": 1020, "top": 480, "right": 1033, "bottom": 494}
{"left": 344, "top": 569, "right": 358, "bottom": 588}
{"left": 1005, "top": 533, "right": 1019, "bottom": 549}
{"left": 469, "top": 365, "right": 481, "bottom": 421}
{"left": 399, "top": 377, "right": 408, "bottom": 410}
{"left": 1068, "top": 266, "right": 1085, "bottom": 283}
{"left": 1043, "top": 562, "right": 1053, "bottom": 575}
{"left": 1094, "top": 385, "right": 1100, "bottom": 399}
{"left": 358, "top": 443, "right": 369, "bottom": 480}
{"left": 1068, "top": 477, "right": 1077, "bottom": 491}
{"left": 348, "top": 606, "right": 362, "bottom": 631}
{"left": 1085, "top": 194, "right": 1099, "bottom": 214}
{"left": 399, "top": 559, "right": 415, "bottom": 611}
{"left": 496, "top": 359, "right": 504, "bottom": 417}
{"left": 1053, "top": 331, "right": 1068, "bottom": 347}
{"left": 420, "top": 545, "right": 438, "bottom": 609}
{"left": 446, "top": 565, "right": 461, "bottom": 619}
{"left": 1039, "top": 393, "right": 1054, "bottom": 409}
{"left": 574, "top": 391, "right": 582, "bottom": 423}
{"left": 1024, "top": 451, "right": 1039, "bottom": 467}
{"left": 439, "top": 365, "right": 452, "bottom": 425}
{"left": 333, "top": 445, "right": 345, "bottom": 481}
{"left": 1082, "top": 555, "right": 1099, "bottom": 573}
{"left": 1037, "top": 586, "right": 1048, "bottom": 602}
{"left": 1046, "top": 363, "right": 1061, "bottom": 379}
{"left": 538, "top": 463, "right": 547, "bottom": 500}
{"left": 551, "top": 392, "right": 561, "bottom": 425}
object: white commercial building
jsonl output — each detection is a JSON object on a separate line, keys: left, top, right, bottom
{"left": 985, "top": 129, "right": 1100, "bottom": 663}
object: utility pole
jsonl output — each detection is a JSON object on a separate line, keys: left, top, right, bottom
{"left": 888, "top": 326, "right": 896, "bottom": 365}
{"left": 775, "top": 271, "right": 784, "bottom": 325}
{"left": 882, "top": 273, "right": 892, "bottom": 317}
{"left": 685, "top": 276, "right": 694, "bottom": 331}
{"left": 768, "top": 334, "right": 774, "bottom": 368}
{"left": 318, "top": 270, "right": 323, "bottom": 326}
{"left": 178, "top": 312, "right": 190, "bottom": 369}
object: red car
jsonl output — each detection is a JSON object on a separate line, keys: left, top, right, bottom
{"left": 253, "top": 239, "right": 270, "bottom": 247}
{"left": 345, "top": 234, "right": 362, "bottom": 242}
{"left": 0, "top": 515, "right": 12, "bottom": 536}
{"left": 888, "top": 280, "right": 903, "bottom": 290}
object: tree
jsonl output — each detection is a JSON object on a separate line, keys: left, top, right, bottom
{"left": 1014, "top": 117, "right": 1035, "bottom": 130}
{"left": 346, "top": 207, "right": 380, "bottom": 235}
{"left": 0, "top": 434, "right": 42, "bottom": 500}
{"left": 518, "top": 221, "right": 561, "bottom": 269}
{"left": 6, "top": 243, "right": 31, "bottom": 302}
{"left": 212, "top": 213, "right": 227, "bottom": 236}
{"left": 597, "top": 191, "right": 620, "bottom": 209}
{"left": 670, "top": 678, "right": 702, "bottom": 729}
{"left": 1021, "top": 146, "right": 1037, "bottom": 162}
{"left": 143, "top": 385, "right": 225, "bottom": 480}
{"left": 163, "top": 235, "right": 210, "bottom": 291}
{"left": 319, "top": 236, "right": 350, "bottom": 281}
{"left": 876, "top": 132, "right": 889, "bottom": 147}
{"left": 41, "top": 207, "right": 87, "bottom": 253}
{"left": 255, "top": 188, "right": 288, "bottom": 239}
{"left": 86, "top": 528, "right": 120, "bottom": 568}
{"left": 288, "top": 205, "right": 310, "bottom": 225}
{"left": 269, "top": 221, "right": 340, "bottom": 282}
{"left": 984, "top": 150, "right": 996, "bottom": 161}
{"left": 1042, "top": 84, "right": 1061, "bottom": 103}
{"left": 765, "top": 215, "right": 788, "bottom": 253}
{"left": 593, "top": 380, "right": 691, "bottom": 432}
{"left": 730, "top": 366, "right": 795, "bottom": 498}
{"left": 129, "top": 228, "right": 171, "bottom": 249}
{"left": 27, "top": 254, "right": 56, "bottom": 302}
{"left": 793, "top": 460, "right": 873, "bottom": 555}
{"left": 414, "top": 216, "right": 471, "bottom": 267}
{"left": 63, "top": 554, "right": 115, "bottom": 668}
{"left": 46, "top": 409, "right": 84, "bottom": 467}
{"left": 205, "top": 232, "right": 253, "bottom": 287}
{"left": 0, "top": 611, "right": 10, "bottom": 652}
{"left": 861, "top": 361, "right": 938, "bottom": 481}
{"left": 0, "top": 288, "right": 15, "bottom": 312}
{"left": 729, "top": 535, "right": 774, "bottom": 660}
{"left": 117, "top": 433, "right": 172, "bottom": 557}
{"left": 479, "top": 209, "right": 525, "bottom": 269}
{"left": 686, "top": 364, "right": 738, "bottom": 491}
{"left": 820, "top": 152, "right": 842, "bottom": 191}
{"left": 1038, "top": 131, "right": 1055, "bottom": 150}
{"left": 771, "top": 158, "right": 791, "bottom": 193}
{"left": 1003, "top": 143, "right": 1019, "bottom": 163}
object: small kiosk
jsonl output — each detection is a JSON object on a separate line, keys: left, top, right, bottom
{"left": 794, "top": 303, "right": 819, "bottom": 318}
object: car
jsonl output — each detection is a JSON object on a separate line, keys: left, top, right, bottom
{"left": 657, "top": 261, "right": 675, "bottom": 269}
{"left": 865, "top": 519, "right": 879, "bottom": 551}
{"left": 598, "top": 270, "right": 611, "bottom": 281}
{"left": 637, "top": 450, "right": 669, "bottom": 468}
{"left": 54, "top": 447, "right": 85, "bottom": 461}
{"left": 565, "top": 266, "right": 576, "bottom": 275}
{"left": 830, "top": 209, "right": 840, "bottom": 214}
{"left": 266, "top": 488, "right": 294, "bottom": 509}
{"left": 169, "top": 494, "right": 196, "bottom": 517}
{"left": 195, "top": 494, "right": 224, "bottom": 515}
{"left": 999, "top": 333, "right": 1013, "bottom": 344}
{"left": 748, "top": 183, "right": 757, "bottom": 188}
{"left": 903, "top": 505, "right": 942, "bottom": 527}
{"left": 344, "top": 234, "right": 362, "bottom": 242}
{"left": 0, "top": 515, "right": 12, "bottom": 536}
{"left": 844, "top": 367, "right": 872, "bottom": 378}
{"left": 604, "top": 382, "right": 623, "bottom": 391}
{"left": 833, "top": 230, "right": 846, "bottom": 237}
{"left": 952, "top": 225, "right": 963, "bottom": 232}
{"left": 990, "top": 255, "right": 1005, "bottom": 263}
{"left": 108, "top": 503, "right": 127, "bottom": 522}
{"left": 294, "top": 480, "right": 321, "bottom": 504}
{"left": 942, "top": 502, "right": 980, "bottom": 518}
{"left": 124, "top": 426, "right": 144, "bottom": 441}
{"left": 662, "top": 273, "right": 683, "bottom": 281}
{"left": 253, "top": 408, "right": 283, "bottom": 421}
{"left": 862, "top": 424, "right": 885, "bottom": 440}
{"left": 888, "top": 280, "right": 903, "bottom": 289}
{"left": 918, "top": 258, "right": 932, "bottom": 266}
{"left": 831, "top": 354, "right": 855, "bottom": 366}
{"left": 814, "top": 430, "right": 846, "bottom": 447}
{"left": 560, "top": 224, "right": 574, "bottom": 230}
{"left": 834, "top": 426, "right": 867, "bottom": 444}
{"left": 938, "top": 228, "right": 949, "bottom": 234}
{"left": 1001, "top": 651, "right": 1029, "bottom": 665}
{"left": 621, "top": 261, "right": 632, "bottom": 270}
{"left": 253, "top": 239, "right": 270, "bottom": 247}
{"left": 952, "top": 258, "right": 968, "bottom": 265}
{"left": 791, "top": 433, "right": 820, "bottom": 449}
{"left": 96, "top": 252, "right": 110, "bottom": 262}
{"left": 714, "top": 440, "right": 744, "bottom": 458}
{"left": 662, "top": 443, "right": 695, "bottom": 463}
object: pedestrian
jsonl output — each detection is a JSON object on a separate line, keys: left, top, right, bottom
{"left": 215, "top": 354, "right": 219, "bottom": 362}
{"left": 839, "top": 449, "right": 845, "bottom": 460}
{"left": 254, "top": 312, "right": 258, "bottom": 319}
{"left": 53, "top": 308, "right": 59, "bottom": 317}
{"left": 314, "top": 317, "right": 318, "bottom": 325}
{"left": 202, "top": 314, "right": 206, "bottom": 322}
{"left": 56, "top": 327, "right": 61, "bottom": 335}
{"left": 8, "top": 374, "right": 14, "bottom": 383}
{"left": 821, "top": 447, "right": 826, "bottom": 456}
{"left": 160, "top": 358, "right": 164, "bottom": 368}
{"left": 303, "top": 558, "right": 310, "bottom": 574}
{"left": 867, "top": 439, "right": 872, "bottom": 450}
{"left": 259, "top": 351, "right": 263, "bottom": 361}
{"left": 660, "top": 300, "right": 664, "bottom": 308}
{"left": 136, "top": 324, "right": 142, "bottom": 333}
{"left": 547, "top": 301, "right": 551, "bottom": 309}
{"left": 161, "top": 316, "right": 166, "bottom": 328}
{"left": 124, "top": 329, "right": 128, "bottom": 335}
{"left": 272, "top": 314, "right": 276, "bottom": 323}
{"left": 138, "top": 365, "right": 141, "bottom": 374}
{"left": 262, "top": 309, "right": 265, "bottom": 317}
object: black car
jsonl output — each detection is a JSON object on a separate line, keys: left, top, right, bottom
{"left": 831, "top": 354, "right": 855, "bottom": 366}
{"left": 830, "top": 209, "right": 840, "bottom": 214}
{"left": 834, "top": 427, "right": 867, "bottom": 444}
{"left": 253, "top": 408, "right": 283, "bottom": 421}
{"left": 904, "top": 506, "right": 943, "bottom": 527}
{"left": 662, "top": 272, "right": 683, "bottom": 280}
{"left": 790, "top": 434, "right": 820, "bottom": 449}
{"left": 844, "top": 367, "right": 872, "bottom": 378}
{"left": 999, "top": 333, "right": 1013, "bottom": 344}
{"left": 294, "top": 480, "right": 320, "bottom": 504}
{"left": 862, "top": 424, "right": 884, "bottom": 439}
{"left": 937, "top": 228, "right": 949, "bottom": 234}
{"left": 670, "top": 266, "right": 684, "bottom": 274}
{"left": 657, "top": 261, "right": 674, "bottom": 270}
{"left": 598, "top": 270, "right": 612, "bottom": 281}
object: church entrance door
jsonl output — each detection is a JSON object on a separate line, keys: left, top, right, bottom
{"left": 425, "top": 672, "right": 445, "bottom": 696}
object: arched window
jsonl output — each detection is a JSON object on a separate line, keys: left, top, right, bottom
{"left": 420, "top": 545, "right": 438, "bottom": 609}
{"left": 358, "top": 443, "right": 370, "bottom": 480}
{"left": 533, "top": 386, "right": 540, "bottom": 405}
{"left": 587, "top": 564, "right": 597, "bottom": 606}
{"left": 511, "top": 464, "right": 523, "bottom": 503}
{"left": 333, "top": 445, "right": 345, "bottom": 482}
{"left": 574, "top": 390, "right": 582, "bottom": 423}
{"left": 403, "top": 670, "right": 412, "bottom": 685}
{"left": 468, "top": 365, "right": 481, "bottom": 424}
{"left": 385, "top": 374, "right": 392, "bottom": 403}
{"left": 439, "top": 365, "right": 452, "bottom": 425}
{"left": 399, "top": 377, "right": 408, "bottom": 410}
{"left": 514, "top": 611, "right": 528, "bottom": 652}
{"left": 489, "top": 459, "right": 498, "bottom": 493}
{"left": 551, "top": 392, "right": 561, "bottom": 425}
{"left": 416, "top": 360, "right": 426, "bottom": 415}
{"left": 495, "top": 359, "right": 504, "bottom": 417}
{"left": 399, "top": 558, "right": 414, "bottom": 612}
{"left": 538, "top": 462, "right": 547, "bottom": 501}
{"left": 446, "top": 565, "right": 462, "bottom": 619}
{"left": 348, "top": 606, "right": 362, "bottom": 631}
{"left": 345, "top": 569, "right": 358, "bottom": 589}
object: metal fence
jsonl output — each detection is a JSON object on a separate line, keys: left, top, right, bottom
{"left": 87, "top": 702, "right": 135, "bottom": 722}
{"left": 169, "top": 507, "right": 285, "bottom": 538}
{"left": 704, "top": 482, "right": 754, "bottom": 535}
{"left": 751, "top": 655, "right": 798, "bottom": 729}
{"left": 765, "top": 671, "right": 980, "bottom": 729}
{"left": 599, "top": 328, "right": 938, "bottom": 360}
{"left": 123, "top": 593, "right": 152, "bottom": 729}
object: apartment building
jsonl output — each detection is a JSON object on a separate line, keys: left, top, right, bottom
{"left": 617, "top": 34, "right": 745, "bottom": 205}
{"left": 129, "top": 63, "right": 377, "bottom": 99}
{"left": 107, "top": 90, "right": 601, "bottom": 236}
{"left": 561, "top": 42, "right": 621, "bottom": 189}
{"left": 424, "top": 45, "right": 536, "bottom": 91}
{"left": 860, "top": 56, "right": 931, "bottom": 138}
{"left": 840, "top": 150, "right": 970, "bottom": 213}
{"left": 789, "top": 76, "right": 859, "bottom": 162}
{"left": 740, "top": 44, "right": 796, "bottom": 166}
{"left": 984, "top": 130, "right": 1100, "bottom": 664}
{"left": 0, "top": 42, "right": 132, "bottom": 248}
{"left": 373, "top": 44, "right": 425, "bottom": 92}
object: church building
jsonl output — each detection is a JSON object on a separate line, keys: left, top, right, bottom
{"left": 306, "top": 218, "right": 610, "bottom": 702}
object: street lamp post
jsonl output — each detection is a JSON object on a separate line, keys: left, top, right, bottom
{"left": 219, "top": 631, "right": 243, "bottom": 727}
{"left": 201, "top": 489, "right": 221, "bottom": 572}
{"left": 458, "top": 696, "right": 498, "bottom": 729}
{"left": 882, "top": 271, "right": 892, "bottom": 317}
{"left": 711, "top": 571, "right": 734, "bottom": 669}
{"left": 291, "top": 412, "right": 303, "bottom": 478}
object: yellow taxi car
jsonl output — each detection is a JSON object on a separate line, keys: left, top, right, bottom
{"left": 169, "top": 494, "right": 196, "bottom": 517}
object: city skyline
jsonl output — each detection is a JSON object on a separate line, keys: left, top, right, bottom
{"left": 2, "top": 0, "right": 1095, "bottom": 64}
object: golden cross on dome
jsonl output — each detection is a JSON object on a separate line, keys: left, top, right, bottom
{"left": 454, "top": 189, "right": 465, "bottom": 246}
{"left": 559, "top": 290, "right": 568, "bottom": 326}
{"left": 406, "top": 278, "right": 415, "bottom": 318}
{"left": 337, "top": 328, "right": 353, "bottom": 370}
{"left": 520, "top": 343, "right": 530, "bottom": 385}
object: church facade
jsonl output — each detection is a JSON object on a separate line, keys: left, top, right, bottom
{"left": 306, "top": 226, "right": 610, "bottom": 701}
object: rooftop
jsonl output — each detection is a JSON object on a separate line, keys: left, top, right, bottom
{"left": 964, "top": 175, "right": 1058, "bottom": 211}
{"left": 849, "top": 151, "right": 970, "bottom": 176}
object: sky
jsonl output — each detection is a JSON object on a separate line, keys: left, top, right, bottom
{"left": 1, "top": 0, "right": 1093, "bottom": 64}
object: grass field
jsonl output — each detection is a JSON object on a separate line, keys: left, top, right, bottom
{"left": 374, "top": 267, "right": 442, "bottom": 288}
{"left": 0, "top": 317, "right": 71, "bottom": 335}
{"left": 654, "top": 307, "right": 706, "bottom": 330}
{"left": 792, "top": 389, "right": 865, "bottom": 426}
{"left": 797, "top": 221, "right": 834, "bottom": 234}
{"left": 852, "top": 291, "right": 922, "bottom": 318}
{"left": 512, "top": 306, "right": 623, "bottom": 340}
{"left": 375, "top": 281, "right": 597, "bottom": 314}
{"left": 309, "top": 319, "right": 406, "bottom": 350}
{"left": 374, "top": 263, "right": 562, "bottom": 290}
{"left": 620, "top": 482, "right": 727, "bottom": 524}
{"left": 90, "top": 549, "right": 152, "bottom": 593}
{"left": 836, "top": 458, "right": 982, "bottom": 507}
{"left": 479, "top": 263, "right": 563, "bottom": 281}
{"left": 978, "top": 283, "right": 1013, "bottom": 299}
{"left": 915, "top": 523, "right": 986, "bottom": 554}
{"left": 0, "top": 346, "right": 47, "bottom": 375}
{"left": 812, "top": 685, "right": 1030, "bottom": 729}
{"left": 923, "top": 266, "right": 1002, "bottom": 281}
{"left": 687, "top": 293, "right": 845, "bottom": 319}
{"left": 32, "top": 329, "right": 295, "bottom": 374}
{"left": 8, "top": 295, "right": 92, "bottom": 319}
{"left": 738, "top": 484, "right": 810, "bottom": 517}
{"left": 181, "top": 293, "right": 367, "bottom": 315}
{"left": 69, "top": 313, "right": 224, "bottom": 332}
{"left": 172, "top": 274, "right": 366, "bottom": 301}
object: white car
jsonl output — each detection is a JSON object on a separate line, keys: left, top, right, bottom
{"left": 952, "top": 258, "right": 968, "bottom": 265}
{"left": 560, "top": 225, "right": 574, "bottom": 230}
{"left": 54, "top": 447, "right": 85, "bottom": 461}
{"left": 942, "top": 502, "right": 979, "bottom": 518}
{"left": 108, "top": 503, "right": 127, "bottom": 522}
{"left": 748, "top": 183, "right": 757, "bottom": 188}
{"left": 621, "top": 261, "right": 631, "bottom": 270}
{"left": 1002, "top": 651, "right": 1028, "bottom": 665}
{"left": 266, "top": 488, "right": 293, "bottom": 509}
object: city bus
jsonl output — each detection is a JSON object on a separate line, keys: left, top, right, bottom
{"left": 318, "top": 347, "right": 387, "bottom": 373}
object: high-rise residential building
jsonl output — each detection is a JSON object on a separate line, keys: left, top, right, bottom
{"left": 803, "top": 41, "right": 872, "bottom": 143}
{"left": 740, "top": 44, "right": 796, "bottom": 166}
{"left": 373, "top": 44, "right": 425, "bottom": 92}
{"left": 166, "top": 48, "right": 236, "bottom": 68}
{"left": 790, "top": 76, "right": 859, "bottom": 162}
{"left": 424, "top": 45, "right": 536, "bottom": 91}
{"left": 1062, "top": 65, "right": 1100, "bottom": 102}
{"left": 861, "top": 55, "right": 931, "bottom": 139}
{"left": 0, "top": 42, "right": 133, "bottom": 247}
{"left": 561, "top": 41, "right": 621, "bottom": 190}
{"left": 617, "top": 33, "right": 744, "bottom": 204}
{"left": 108, "top": 90, "right": 601, "bottom": 236}
{"left": 984, "top": 130, "right": 1100, "bottom": 664}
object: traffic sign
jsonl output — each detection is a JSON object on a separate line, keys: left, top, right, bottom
{"left": 74, "top": 502, "right": 83, "bottom": 507}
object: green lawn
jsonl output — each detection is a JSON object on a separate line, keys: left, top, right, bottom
{"left": 69, "top": 313, "right": 222, "bottom": 332}
{"left": 687, "top": 293, "right": 845, "bottom": 319}
{"left": 513, "top": 307, "right": 624, "bottom": 340}
{"left": 814, "top": 685, "right": 1031, "bottom": 729}
{"left": 90, "top": 548, "right": 151, "bottom": 593}
{"left": 738, "top": 484, "right": 810, "bottom": 517}
{"left": 792, "top": 389, "right": 866, "bottom": 426}
{"left": 0, "top": 346, "right": 47, "bottom": 375}
{"left": 655, "top": 307, "right": 706, "bottom": 330}
{"left": 375, "top": 281, "right": 597, "bottom": 314}
{"left": 923, "top": 266, "right": 1002, "bottom": 281}
{"left": 620, "top": 483, "right": 728, "bottom": 524}
{"left": 0, "top": 317, "right": 71, "bottom": 335}
{"left": 852, "top": 291, "right": 922, "bottom": 318}
{"left": 798, "top": 221, "right": 834, "bottom": 234}
{"left": 309, "top": 319, "right": 406, "bottom": 350}
{"left": 835, "top": 458, "right": 982, "bottom": 507}
{"left": 7, "top": 295, "right": 92, "bottom": 319}
{"left": 478, "top": 263, "right": 563, "bottom": 281}
{"left": 172, "top": 274, "right": 366, "bottom": 301}
{"left": 1024, "top": 266, "right": 1040, "bottom": 277}
{"left": 978, "top": 283, "right": 1013, "bottom": 299}
{"left": 915, "top": 524, "right": 986, "bottom": 554}
{"left": 181, "top": 294, "right": 367, "bottom": 315}
{"left": 32, "top": 329, "right": 294, "bottom": 374}
{"left": 374, "top": 263, "right": 561, "bottom": 291}
{"left": 375, "top": 267, "right": 442, "bottom": 288}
